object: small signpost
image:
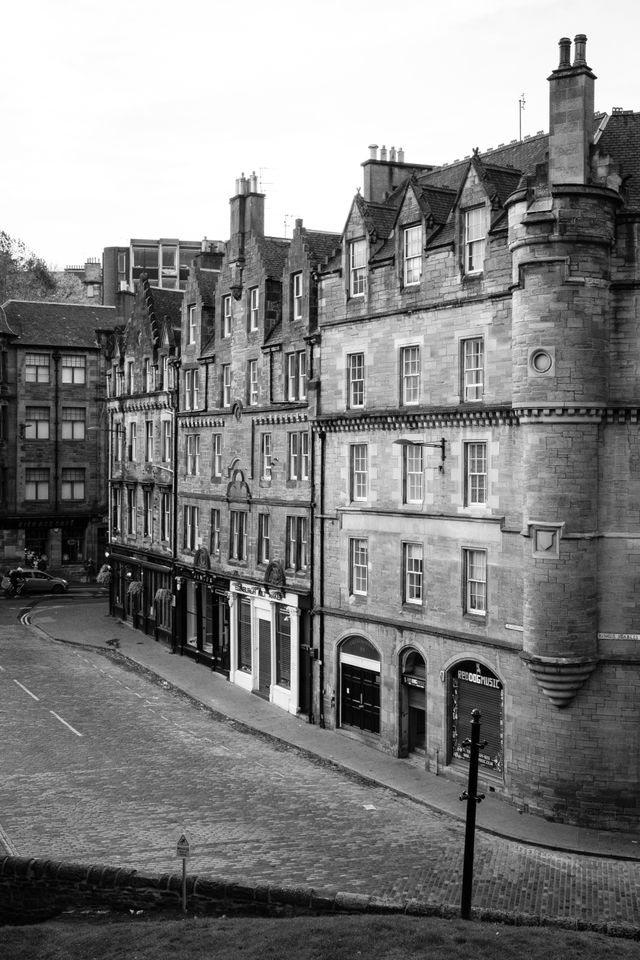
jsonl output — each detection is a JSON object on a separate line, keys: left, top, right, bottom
{"left": 176, "top": 833, "right": 190, "bottom": 914}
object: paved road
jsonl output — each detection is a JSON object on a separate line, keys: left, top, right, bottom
{"left": 1, "top": 601, "right": 640, "bottom": 926}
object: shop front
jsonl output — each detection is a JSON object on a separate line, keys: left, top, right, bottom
{"left": 449, "top": 659, "right": 503, "bottom": 774}
{"left": 228, "top": 578, "right": 307, "bottom": 716}
{"left": 174, "top": 562, "right": 230, "bottom": 675}
{"left": 106, "top": 544, "right": 173, "bottom": 645}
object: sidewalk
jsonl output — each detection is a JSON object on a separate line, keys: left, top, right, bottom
{"left": 27, "top": 588, "right": 640, "bottom": 863}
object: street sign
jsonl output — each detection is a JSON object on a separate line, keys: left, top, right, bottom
{"left": 176, "top": 834, "right": 190, "bottom": 859}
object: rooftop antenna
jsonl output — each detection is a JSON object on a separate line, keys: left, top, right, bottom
{"left": 519, "top": 93, "right": 526, "bottom": 141}
{"left": 283, "top": 214, "right": 294, "bottom": 238}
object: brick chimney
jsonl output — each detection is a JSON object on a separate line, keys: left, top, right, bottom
{"left": 548, "top": 34, "right": 596, "bottom": 185}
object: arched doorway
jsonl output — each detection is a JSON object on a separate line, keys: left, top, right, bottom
{"left": 401, "top": 650, "right": 426, "bottom": 755}
{"left": 450, "top": 659, "right": 503, "bottom": 773}
{"left": 339, "top": 636, "right": 380, "bottom": 735}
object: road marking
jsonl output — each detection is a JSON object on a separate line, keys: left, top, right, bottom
{"left": 49, "top": 710, "right": 83, "bottom": 737}
{"left": 13, "top": 680, "right": 40, "bottom": 701}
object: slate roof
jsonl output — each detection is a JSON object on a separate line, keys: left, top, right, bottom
{"left": 302, "top": 230, "right": 341, "bottom": 266}
{"left": 259, "top": 237, "right": 291, "bottom": 277}
{"left": 598, "top": 110, "right": 640, "bottom": 209}
{"left": 140, "top": 282, "right": 183, "bottom": 348}
{"left": 0, "top": 300, "right": 117, "bottom": 348}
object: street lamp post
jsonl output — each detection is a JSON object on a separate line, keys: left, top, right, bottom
{"left": 459, "top": 709, "right": 486, "bottom": 921}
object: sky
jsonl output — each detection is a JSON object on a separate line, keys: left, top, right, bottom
{"left": 1, "top": 0, "right": 639, "bottom": 270}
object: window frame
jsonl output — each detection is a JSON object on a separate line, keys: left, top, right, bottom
{"left": 349, "top": 239, "right": 366, "bottom": 297}
{"left": 24, "top": 406, "right": 50, "bottom": 440}
{"left": 350, "top": 537, "right": 368, "bottom": 596}
{"left": 258, "top": 513, "right": 270, "bottom": 565}
{"left": 403, "top": 224, "right": 423, "bottom": 286}
{"left": 210, "top": 508, "right": 221, "bottom": 556}
{"left": 463, "top": 547, "right": 487, "bottom": 616}
{"left": 403, "top": 444, "right": 424, "bottom": 504}
{"left": 401, "top": 345, "right": 421, "bottom": 406}
{"left": 144, "top": 420, "right": 154, "bottom": 462}
{"left": 347, "top": 352, "right": 365, "bottom": 409}
{"left": 25, "top": 353, "right": 50, "bottom": 384}
{"left": 248, "top": 358, "right": 258, "bottom": 405}
{"left": 222, "top": 364, "right": 231, "bottom": 408}
{"left": 249, "top": 286, "right": 259, "bottom": 331}
{"left": 229, "top": 509, "right": 247, "bottom": 561}
{"left": 212, "top": 433, "right": 222, "bottom": 479}
{"left": 461, "top": 337, "right": 484, "bottom": 402}
{"left": 25, "top": 467, "right": 49, "bottom": 501}
{"left": 261, "top": 432, "right": 272, "bottom": 481}
{"left": 350, "top": 443, "right": 368, "bottom": 502}
{"left": 160, "top": 491, "right": 171, "bottom": 542}
{"left": 61, "top": 355, "right": 86, "bottom": 385}
{"left": 188, "top": 304, "right": 197, "bottom": 344}
{"left": 464, "top": 206, "right": 487, "bottom": 275}
{"left": 292, "top": 272, "right": 303, "bottom": 319}
{"left": 223, "top": 295, "right": 232, "bottom": 337}
{"left": 186, "top": 433, "right": 200, "bottom": 476}
{"left": 285, "top": 516, "right": 308, "bottom": 572}
{"left": 464, "top": 441, "right": 488, "bottom": 507}
{"left": 59, "top": 466, "right": 80, "bottom": 502}
{"left": 183, "top": 504, "right": 199, "bottom": 551}
{"left": 403, "top": 541, "right": 424, "bottom": 605}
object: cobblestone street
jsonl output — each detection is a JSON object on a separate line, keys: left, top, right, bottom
{"left": 1, "top": 616, "right": 640, "bottom": 928}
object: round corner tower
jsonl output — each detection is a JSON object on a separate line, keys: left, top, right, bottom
{"left": 505, "top": 36, "right": 629, "bottom": 825}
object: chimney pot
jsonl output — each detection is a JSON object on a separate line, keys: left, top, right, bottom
{"left": 558, "top": 36, "right": 571, "bottom": 69}
{"left": 398, "top": 147, "right": 405, "bottom": 163}
{"left": 380, "top": 145, "right": 387, "bottom": 161}
{"left": 389, "top": 146, "right": 396, "bottom": 161}
{"left": 249, "top": 171, "right": 258, "bottom": 193}
{"left": 295, "top": 218, "right": 303, "bottom": 229}
{"left": 368, "top": 143, "right": 378, "bottom": 160}
{"left": 573, "top": 33, "right": 587, "bottom": 66}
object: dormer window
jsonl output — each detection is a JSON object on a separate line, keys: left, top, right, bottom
{"left": 464, "top": 207, "right": 487, "bottom": 274}
{"left": 349, "top": 239, "right": 366, "bottom": 297}
{"left": 403, "top": 225, "right": 422, "bottom": 286}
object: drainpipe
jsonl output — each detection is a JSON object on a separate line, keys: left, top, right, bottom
{"left": 317, "top": 428, "right": 326, "bottom": 728}
{"left": 170, "top": 358, "right": 181, "bottom": 654}
{"left": 52, "top": 352, "right": 61, "bottom": 515}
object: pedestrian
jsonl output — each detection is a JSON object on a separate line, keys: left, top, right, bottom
{"left": 37, "top": 555, "right": 47, "bottom": 572}
{"left": 86, "top": 559, "right": 96, "bottom": 583}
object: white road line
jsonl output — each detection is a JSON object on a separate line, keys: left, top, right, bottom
{"left": 49, "top": 710, "right": 83, "bottom": 737}
{"left": 13, "top": 680, "right": 40, "bottom": 701}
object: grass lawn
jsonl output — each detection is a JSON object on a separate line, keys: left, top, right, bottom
{"left": 4, "top": 914, "right": 639, "bottom": 960}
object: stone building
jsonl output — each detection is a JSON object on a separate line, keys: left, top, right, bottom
{"left": 313, "top": 35, "right": 640, "bottom": 829}
{"left": 104, "top": 277, "right": 186, "bottom": 643}
{"left": 172, "top": 174, "right": 338, "bottom": 717}
{"left": 0, "top": 300, "right": 116, "bottom": 573}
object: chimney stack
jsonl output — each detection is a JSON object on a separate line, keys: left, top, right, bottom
{"left": 548, "top": 33, "right": 596, "bottom": 185}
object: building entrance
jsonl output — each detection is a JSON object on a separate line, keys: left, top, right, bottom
{"left": 339, "top": 636, "right": 381, "bottom": 735}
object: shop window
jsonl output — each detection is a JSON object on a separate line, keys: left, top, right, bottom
{"left": 237, "top": 596, "right": 252, "bottom": 671}
{"left": 276, "top": 606, "right": 291, "bottom": 688}
{"left": 450, "top": 660, "right": 503, "bottom": 772}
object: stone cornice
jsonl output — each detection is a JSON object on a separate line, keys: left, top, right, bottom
{"left": 313, "top": 404, "right": 640, "bottom": 431}
{"left": 312, "top": 406, "right": 514, "bottom": 432}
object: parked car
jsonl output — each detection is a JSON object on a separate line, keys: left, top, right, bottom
{"left": 1, "top": 569, "right": 69, "bottom": 596}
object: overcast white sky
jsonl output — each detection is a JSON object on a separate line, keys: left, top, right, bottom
{"left": 1, "top": 0, "right": 639, "bottom": 270}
